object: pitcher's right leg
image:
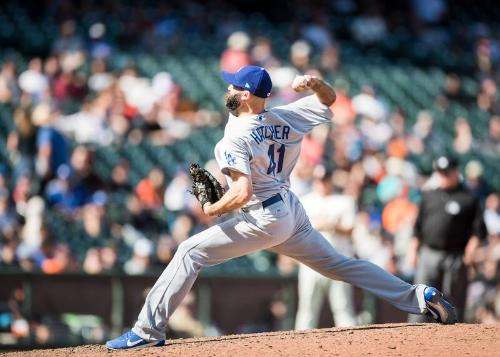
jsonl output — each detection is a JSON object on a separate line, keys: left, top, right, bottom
{"left": 131, "top": 216, "right": 288, "bottom": 342}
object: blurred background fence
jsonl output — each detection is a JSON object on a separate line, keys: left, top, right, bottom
{"left": 0, "top": 270, "right": 409, "bottom": 350}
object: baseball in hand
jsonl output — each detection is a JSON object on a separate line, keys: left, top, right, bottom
{"left": 292, "top": 75, "right": 316, "bottom": 92}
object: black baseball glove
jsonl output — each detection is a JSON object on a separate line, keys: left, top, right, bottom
{"left": 189, "top": 163, "right": 225, "bottom": 208}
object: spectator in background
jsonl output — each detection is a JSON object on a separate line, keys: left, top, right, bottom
{"left": 295, "top": 167, "right": 358, "bottom": 329}
{"left": 352, "top": 84, "right": 387, "bottom": 122}
{"left": 164, "top": 168, "right": 193, "bottom": 212}
{"left": 437, "top": 73, "right": 473, "bottom": 109}
{"left": 168, "top": 292, "right": 205, "bottom": 338}
{"left": 44, "top": 147, "right": 102, "bottom": 212}
{"left": 453, "top": 117, "right": 474, "bottom": 154}
{"left": 0, "top": 61, "right": 20, "bottom": 104}
{"left": 464, "top": 160, "right": 490, "bottom": 205}
{"left": 79, "top": 194, "right": 110, "bottom": 241}
{"left": 290, "top": 157, "right": 314, "bottom": 198}
{"left": 33, "top": 102, "right": 69, "bottom": 184}
{"left": 381, "top": 183, "right": 418, "bottom": 275}
{"left": 7, "top": 106, "right": 38, "bottom": 179}
{"left": 319, "top": 45, "right": 340, "bottom": 74}
{"left": 475, "top": 33, "right": 494, "bottom": 76}
{"left": 109, "top": 159, "right": 132, "bottom": 195}
{"left": 149, "top": 5, "right": 182, "bottom": 51}
{"left": 480, "top": 116, "right": 500, "bottom": 154}
{"left": 332, "top": 122, "right": 364, "bottom": 166}
{"left": 350, "top": 4, "right": 387, "bottom": 45}
{"left": 56, "top": 97, "right": 113, "bottom": 145}
{"left": 52, "top": 69, "right": 87, "bottom": 103}
{"left": 329, "top": 79, "right": 355, "bottom": 126}
{"left": 100, "top": 245, "right": 118, "bottom": 272}
{"left": 467, "top": 192, "right": 499, "bottom": 323}
{"left": 483, "top": 194, "right": 500, "bottom": 239}
{"left": 71, "top": 146, "right": 104, "bottom": 193}
{"left": 170, "top": 214, "right": 196, "bottom": 246}
{"left": 136, "top": 167, "right": 165, "bottom": 210}
{"left": 88, "top": 23, "right": 113, "bottom": 60}
{"left": 19, "top": 196, "right": 45, "bottom": 252}
{"left": 220, "top": 31, "right": 252, "bottom": 73}
{"left": 0, "top": 165, "right": 8, "bottom": 191}
{"left": 290, "top": 40, "right": 312, "bottom": 73}
{"left": 358, "top": 113, "right": 392, "bottom": 152}
{"left": 44, "top": 164, "right": 80, "bottom": 212}
{"left": 40, "top": 243, "right": 77, "bottom": 274}
{"left": 268, "top": 66, "right": 301, "bottom": 107}
{"left": 1, "top": 238, "right": 17, "bottom": 268}
{"left": 407, "top": 156, "right": 487, "bottom": 322}
{"left": 412, "top": 0, "right": 447, "bottom": 25}
{"left": 18, "top": 58, "right": 49, "bottom": 103}
{"left": 125, "top": 194, "right": 157, "bottom": 232}
{"left": 300, "top": 126, "right": 328, "bottom": 166}
{"left": 476, "top": 78, "right": 499, "bottom": 114}
{"left": 155, "top": 234, "right": 176, "bottom": 267}
{"left": 250, "top": 37, "right": 280, "bottom": 69}
{"left": 12, "top": 172, "right": 35, "bottom": 219}
{"left": 82, "top": 244, "right": 116, "bottom": 275}
{"left": 351, "top": 210, "right": 394, "bottom": 325}
{"left": 300, "top": 12, "right": 333, "bottom": 52}
{"left": 408, "top": 110, "right": 444, "bottom": 155}
{"left": 5, "top": 288, "right": 30, "bottom": 341}
{"left": 389, "top": 110, "right": 407, "bottom": 137}
{"left": 52, "top": 20, "right": 84, "bottom": 56}
{"left": 87, "top": 59, "right": 113, "bottom": 93}
{"left": 83, "top": 247, "right": 103, "bottom": 274}
{"left": 43, "top": 56, "right": 60, "bottom": 88}
{"left": 124, "top": 238, "right": 154, "bottom": 275}
{"left": 0, "top": 188, "right": 17, "bottom": 240}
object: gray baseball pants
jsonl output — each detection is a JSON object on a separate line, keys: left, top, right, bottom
{"left": 133, "top": 190, "right": 427, "bottom": 341}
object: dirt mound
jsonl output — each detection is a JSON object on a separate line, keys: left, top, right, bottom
{"left": 4, "top": 323, "right": 499, "bottom": 357}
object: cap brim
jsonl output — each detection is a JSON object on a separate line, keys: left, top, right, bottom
{"left": 221, "top": 71, "right": 238, "bottom": 86}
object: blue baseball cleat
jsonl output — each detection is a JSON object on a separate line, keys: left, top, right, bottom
{"left": 424, "top": 287, "right": 457, "bottom": 324}
{"left": 105, "top": 330, "right": 165, "bottom": 350}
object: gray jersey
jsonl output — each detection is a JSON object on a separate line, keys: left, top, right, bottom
{"left": 214, "top": 95, "right": 332, "bottom": 206}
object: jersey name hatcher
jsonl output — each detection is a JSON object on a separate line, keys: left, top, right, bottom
{"left": 249, "top": 124, "right": 290, "bottom": 144}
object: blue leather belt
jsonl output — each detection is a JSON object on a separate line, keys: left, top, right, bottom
{"left": 261, "top": 193, "right": 283, "bottom": 209}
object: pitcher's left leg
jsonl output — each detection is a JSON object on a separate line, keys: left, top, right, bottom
{"left": 269, "top": 228, "right": 427, "bottom": 315}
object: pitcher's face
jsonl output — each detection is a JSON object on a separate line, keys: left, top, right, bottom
{"left": 224, "top": 84, "right": 246, "bottom": 112}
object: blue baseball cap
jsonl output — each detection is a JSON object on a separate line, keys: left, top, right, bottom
{"left": 221, "top": 65, "right": 272, "bottom": 98}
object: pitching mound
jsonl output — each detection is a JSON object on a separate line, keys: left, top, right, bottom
{"left": 5, "top": 323, "right": 499, "bottom": 357}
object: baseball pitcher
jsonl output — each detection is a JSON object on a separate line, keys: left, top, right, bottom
{"left": 106, "top": 66, "right": 457, "bottom": 350}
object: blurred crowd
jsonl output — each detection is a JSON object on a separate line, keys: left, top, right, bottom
{"left": 0, "top": 0, "right": 500, "bottom": 346}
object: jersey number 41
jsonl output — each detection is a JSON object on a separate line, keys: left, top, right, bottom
{"left": 267, "top": 144, "right": 285, "bottom": 176}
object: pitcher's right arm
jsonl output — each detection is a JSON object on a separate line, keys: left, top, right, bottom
{"left": 292, "top": 75, "right": 336, "bottom": 106}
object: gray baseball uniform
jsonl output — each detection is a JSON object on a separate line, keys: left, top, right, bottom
{"left": 132, "top": 95, "right": 427, "bottom": 341}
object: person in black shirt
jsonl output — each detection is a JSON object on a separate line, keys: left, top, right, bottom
{"left": 407, "top": 155, "right": 486, "bottom": 322}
